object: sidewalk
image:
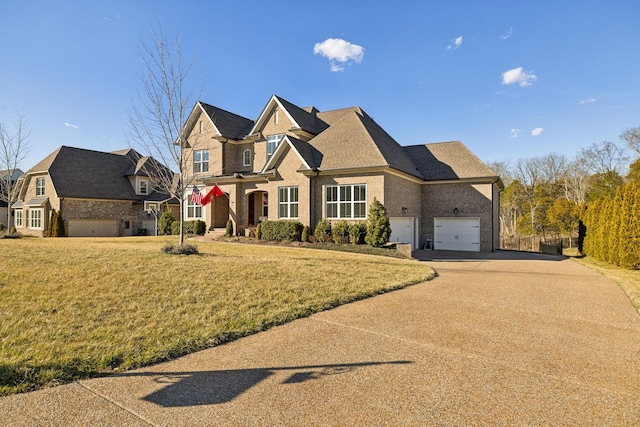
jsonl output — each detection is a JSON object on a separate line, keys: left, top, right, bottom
{"left": 2, "top": 254, "right": 639, "bottom": 425}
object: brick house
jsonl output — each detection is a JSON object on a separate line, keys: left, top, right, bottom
{"left": 180, "top": 95, "right": 503, "bottom": 252}
{"left": 12, "top": 147, "right": 177, "bottom": 237}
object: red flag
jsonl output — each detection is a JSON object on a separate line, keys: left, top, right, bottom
{"left": 190, "top": 185, "right": 203, "bottom": 205}
{"left": 201, "top": 184, "right": 224, "bottom": 206}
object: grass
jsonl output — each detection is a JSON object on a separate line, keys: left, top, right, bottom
{"left": 0, "top": 237, "right": 435, "bottom": 395}
{"left": 564, "top": 247, "right": 640, "bottom": 314}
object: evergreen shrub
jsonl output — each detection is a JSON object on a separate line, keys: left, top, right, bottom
{"left": 259, "top": 220, "right": 303, "bottom": 242}
{"left": 314, "top": 218, "right": 332, "bottom": 243}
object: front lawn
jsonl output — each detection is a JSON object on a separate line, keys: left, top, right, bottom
{"left": 0, "top": 237, "right": 434, "bottom": 395}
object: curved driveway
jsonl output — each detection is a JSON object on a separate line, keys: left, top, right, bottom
{"left": 2, "top": 251, "right": 640, "bottom": 425}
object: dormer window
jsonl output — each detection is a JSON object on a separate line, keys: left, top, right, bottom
{"left": 139, "top": 179, "right": 149, "bottom": 195}
{"left": 267, "top": 134, "right": 284, "bottom": 159}
{"left": 243, "top": 149, "right": 252, "bottom": 167}
{"left": 35, "top": 177, "right": 45, "bottom": 196}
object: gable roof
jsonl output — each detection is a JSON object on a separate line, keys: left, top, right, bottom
{"left": 249, "top": 95, "right": 328, "bottom": 137}
{"left": 404, "top": 141, "right": 501, "bottom": 185}
{"left": 198, "top": 101, "right": 254, "bottom": 140}
{"left": 261, "top": 135, "right": 323, "bottom": 173}
{"left": 26, "top": 146, "right": 175, "bottom": 200}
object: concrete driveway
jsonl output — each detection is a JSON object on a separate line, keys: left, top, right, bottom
{"left": 2, "top": 251, "right": 639, "bottom": 425}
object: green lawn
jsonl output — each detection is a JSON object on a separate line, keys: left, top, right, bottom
{"left": 0, "top": 237, "right": 435, "bottom": 395}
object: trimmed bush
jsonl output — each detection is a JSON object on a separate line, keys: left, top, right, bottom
{"left": 159, "top": 211, "right": 176, "bottom": 236}
{"left": 256, "top": 222, "right": 262, "bottom": 240}
{"left": 332, "top": 220, "right": 350, "bottom": 244}
{"left": 259, "top": 220, "right": 303, "bottom": 242}
{"left": 184, "top": 220, "right": 206, "bottom": 235}
{"left": 170, "top": 221, "right": 181, "bottom": 236}
{"left": 349, "top": 222, "right": 367, "bottom": 245}
{"left": 365, "top": 198, "right": 391, "bottom": 247}
{"left": 301, "top": 225, "right": 310, "bottom": 242}
{"left": 0, "top": 222, "right": 6, "bottom": 232}
{"left": 314, "top": 218, "right": 332, "bottom": 243}
{"left": 225, "top": 219, "right": 234, "bottom": 237}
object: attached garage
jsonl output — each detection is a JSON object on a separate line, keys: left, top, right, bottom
{"left": 434, "top": 217, "right": 480, "bottom": 252}
{"left": 389, "top": 217, "right": 418, "bottom": 249}
{"left": 67, "top": 219, "right": 118, "bottom": 237}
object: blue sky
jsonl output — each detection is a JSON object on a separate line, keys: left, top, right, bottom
{"left": 1, "top": 1, "right": 639, "bottom": 171}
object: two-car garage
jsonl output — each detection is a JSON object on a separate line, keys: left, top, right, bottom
{"left": 433, "top": 217, "right": 480, "bottom": 252}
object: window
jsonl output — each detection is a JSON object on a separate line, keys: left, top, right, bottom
{"left": 243, "top": 149, "right": 252, "bottom": 166}
{"left": 186, "top": 196, "right": 203, "bottom": 219}
{"left": 262, "top": 192, "right": 268, "bottom": 217}
{"left": 278, "top": 187, "right": 298, "bottom": 218}
{"left": 267, "top": 134, "right": 284, "bottom": 159}
{"left": 139, "top": 179, "right": 149, "bottom": 195}
{"left": 29, "top": 208, "right": 43, "bottom": 229}
{"left": 15, "top": 210, "right": 22, "bottom": 227}
{"left": 36, "top": 177, "right": 45, "bottom": 196}
{"left": 193, "top": 150, "right": 209, "bottom": 173}
{"left": 326, "top": 184, "right": 366, "bottom": 219}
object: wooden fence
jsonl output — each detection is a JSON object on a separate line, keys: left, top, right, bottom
{"left": 500, "top": 235, "right": 576, "bottom": 253}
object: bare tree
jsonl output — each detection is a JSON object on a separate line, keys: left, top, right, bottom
{"left": 576, "top": 141, "right": 629, "bottom": 175}
{"left": 538, "top": 153, "right": 567, "bottom": 184}
{"left": 0, "top": 114, "right": 30, "bottom": 232}
{"left": 620, "top": 126, "right": 640, "bottom": 156}
{"left": 562, "top": 160, "right": 589, "bottom": 205}
{"left": 128, "top": 30, "right": 202, "bottom": 247}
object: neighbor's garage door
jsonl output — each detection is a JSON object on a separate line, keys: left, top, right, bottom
{"left": 67, "top": 219, "right": 118, "bottom": 237}
{"left": 434, "top": 217, "right": 480, "bottom": 251}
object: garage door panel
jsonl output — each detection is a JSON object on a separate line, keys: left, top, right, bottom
{"left": 68, "top": 220, "right": 118, "bottom": 237}
{"left": 389, "top": 217, "right": 416, "bottom": 249}
{"left": 434, "top": 217, "right": 480, "bottom": 251}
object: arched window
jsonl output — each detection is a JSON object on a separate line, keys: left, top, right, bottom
{"left": 243, "top": 149, "right": 252, "bottom": 166}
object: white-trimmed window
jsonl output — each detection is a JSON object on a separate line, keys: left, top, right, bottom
{"left": 193, "top": 150, "right": 209, "bottom": 173}
{"left": 139, "top": 179, "right": 149, "bottom": 195}
{"left": 267, "top": 134, "right": 284, "bottom": 159}
{"left": 15, "top": 209, "right": 23, "bottom": 227}
{"left": 29, "top": 208, "right": 43, "bottom": 229}
{"left": 36, "top": 177, "right": 45, "bottom": 196}
{"left": 243, "top": 149, "right": 252, "bottom": 166}
{"left": 326, "top": 184, "right": 367, "bottom": 219}
{"left": 262, "top": 192, "right": 268, "bottom": 217}
{"left": 278, "top": 186, "right": 298, "bottom": 218}
{"left": 186, "top": 197, "right": 203, "bottom": 219}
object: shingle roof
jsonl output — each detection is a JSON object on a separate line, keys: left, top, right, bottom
{"left": 308, "top": 109, "right": 422, "bottom": 178}
{"left": 404, "top": 141, "right": 499, "bottom": 181}
{"left": 199, "top": 102, "right": 254, "bottom": 140}
{"left": 274, "top": 96, "right": 329, "bottom": 135}
{"left": 28, "top": 146, "right": 174, "bottom": 200}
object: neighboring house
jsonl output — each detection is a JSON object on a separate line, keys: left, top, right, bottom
{"left": 180, "top": 95, "right": 503, "bottom": 252}
{"left": 12, "top": 147, "right": 177, "bottom": 237}
{"left": 0, "top": 168, "right": 24, "bottom": 230}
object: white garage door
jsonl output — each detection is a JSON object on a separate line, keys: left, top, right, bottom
{"left": 434, "top": 217, "right": 480, "bottom": 251}
{"left": 389, "top": 217, "right": 416, "bottom": 249}
{"left": 67, "top": 219, "right": 118, "bottom": 237}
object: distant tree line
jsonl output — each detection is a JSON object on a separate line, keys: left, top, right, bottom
{"left": 490, "top": 126, "right": 640, "bottom": 267}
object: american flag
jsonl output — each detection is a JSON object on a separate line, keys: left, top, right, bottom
{"left": 190, "top": 185, "right": 203, "bottom": 205}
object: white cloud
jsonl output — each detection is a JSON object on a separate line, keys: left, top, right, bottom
{"left": 501, "top": 67, "right": 537, "bottom": 87}
{"left": 579, "top": 97, "right": 596, "bottom": 105}
{"left": 499, "top": 27, "right": 514, "bottom": 40}
{"left": 510, "top": 129, "right": 521, "bottom": 138}
{"left": 64, "top": 122, "right": 79, "bottom": 129}
{"left": 531, "top": 127, "right": 544, "bottom": 136}
{"left": 447, "top": 35, "right": 463, "bottom": 50}
{"left": 313, "top": 38, "right": 364, "bottom": 72}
